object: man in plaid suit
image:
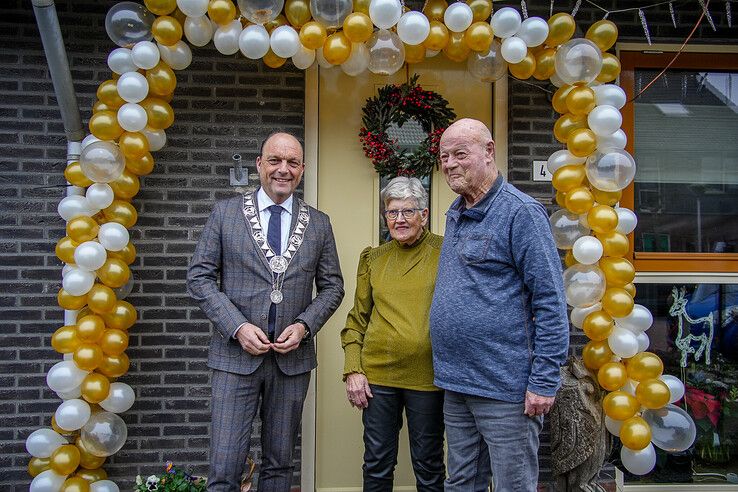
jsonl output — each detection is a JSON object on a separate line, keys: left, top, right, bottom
{"left": 188, "top": 132, "right": 344, "bottom": 491}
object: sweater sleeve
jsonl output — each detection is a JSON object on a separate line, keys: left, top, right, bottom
{"left": 340, "top": 247, "right": 373, "bottom": 379}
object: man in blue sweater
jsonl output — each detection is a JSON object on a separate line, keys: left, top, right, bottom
{"left": 430, "top": 118, "right": 569, "bottom": 492}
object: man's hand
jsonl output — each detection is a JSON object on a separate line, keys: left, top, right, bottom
{"left": 271, "top": 322, "right": 306, "bottom": 354}
{"left": 235, "top": 322, "right": 271, "bottom": 355}
{"left": 345, "top": 373, "right": 373, "bottom": 409}
{"left": 524, "top": 390, "right": 555, "bottom": 417}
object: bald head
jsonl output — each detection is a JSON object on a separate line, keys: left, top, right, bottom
{"left": 442, "top": 118, "right": 493, "bottom": 149}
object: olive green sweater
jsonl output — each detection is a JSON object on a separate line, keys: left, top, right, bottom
{"left": 341, "top": 230, "right": 443, "bottom": 391}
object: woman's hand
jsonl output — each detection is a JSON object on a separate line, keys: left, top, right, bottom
{"left": 345, "top": 373, "right": 373, "bottom": 409}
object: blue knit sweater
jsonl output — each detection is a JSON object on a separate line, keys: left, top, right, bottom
{"left": 430, "top": 176, "right": 569, "bottom": 402}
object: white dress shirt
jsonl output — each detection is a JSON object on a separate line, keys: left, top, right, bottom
{"left": 257, "top": 187, "right": 293, "bottom": 255}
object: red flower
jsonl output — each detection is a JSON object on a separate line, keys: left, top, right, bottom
{"left": 686, "top": 387, "right": 722, "bottom": 427}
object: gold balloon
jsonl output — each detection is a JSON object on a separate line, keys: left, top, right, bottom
{"left": 285, "top": 0, "right": 311, "bottom": 28}
{"left": 591, "top": 187, "right": 621, "bottom": 207}
{"left": 601, "top": 287, "right": 634, "bottom": 318}
{"left": 263, "top": 49, "right": 287, "bottom": 68}
{"left": 75, "top": 469, "right": 107, "bottom": 483}
{"left": 532, "top": 48, "right": 556, "bottom": 80}
{"left": 81, "top": 372, "right": 111, "bottom": 404}
{"left": 102, "top": 301, "right": 137, "bottom": 330}
{"left": 146, "top": 62, "right": 177, "bottom": 96}
{"left": 555, "top": 191, "right": 567, "bottom": 208}
{"left": 264, "top": 14, "right": 288, "bottom": 34}
{"left": 423, "top": 0, "right": 448, "bottom": 21}
{"left": 56, "top": 236, "right": 79, "bottom": 264}
{"left": 600, "top": 257, "right": 635, "bottom": 286}
{"left": 603, "top": 390, "right": 640, "bottom": 420}
{"left": 636, "top": 378, "right": 671, "bottom": 409}
{"left": 597, "top": 53, "right": 621, "bottom": 83}
{"left": 52, "top": 325, "right": 82, "bottom": 354}
{"left": 89, "top": 110, "right": 124, "bottom": 141}
{"left": 552, "top": 85, "right": 574, "bottom": 114}
{"left": 509, "top": 50, "right": 536, "bottom": 79}
{"left": 597, "top": 362, "right": 627, "bottom": 391}
{"left": 110, "top": 169, "right": 141, "bottom": 200}
{"left": 103, "top": 200, "right": 138, "bottom": 228}
{"left": 76, "top": 439, "right": 106, "bottom": 470}
{"left": 323, "top": 32, "right": 352, "bottom": 65}
{"left": 97, "top": 352, "right": 130, "bottom": 378}
{"left": 100, "top": 329, "right": 129, "bottom": 355}
{"left": 564, "top": 250, "right": 576, "bottom": 268}
{"left": 443, "top": 31, "right": 470, "bottom": 63}
{"left": 92, "top": 100, "right": 114, "bottom": 113}
{"left": 587, "top": 204, "right": 618, "bottom": 234}
{"left": 597, "top": 230, "right": 629, "bottom": 257}
{"left": 64, "top": 162, "right": 94, "bottom": 187}
{"left": 552, "top": 164, "right": 586, "bottom": 193}
{"left": 141, "top": 98, "right": 174, "bottom": 130}
{"left": 586, "top": 19, "right": 618, "bottom": 52}
{"left": 404, "top": 43, "right": 426, "bottom": 64}
{"left": 566, "top": 85, "right": 596, "bottom": 116}
{"left": 582, "top": 310, "right": 614, "bottom": 341}
{"left": 58, "top": 289, "right": 88, "bottom": 310}
{"left": 299, "top": 22, "right": 327, "bottom": 50}
{"left": 564, "top": 186, "right": 594, "bottom": 215}
{"left": 567, "top": 128, "right": 597, "bottom": 158}
{"left": 96, "top": 80, "right": 125, "bottom": 109}
{"left": 62, "top": 476, "right": 91, "bottom": 492}
{"left": 582, "top": 340, "right": 613, "bottom": 371}
{"left": 77, "top": 315, "right": 106, "bottom": 343}
{"left": 342, "top": 13, "right": 374, "bottom": 43}
{"left": 67, "top": 216, "right": 100, "bottom": 244}
{"left": 97, "top": 258, "right": 131, "bottom": 289}
{"left": 125, "top": 151, "right": 155, "bottom": 176}
{"left": 52, "top": 414, "right": 78, "bottom": 437}
{"left": 74, "top": 343, "right": 104, "bottom": 371}
{"left": 77, "top": 307, "right": 93, "bottom": 320}
{"left": 620, "top": 416, "right": 651, "bottom": 451}
{"left": 545, "top": 12, "right": 576, "bottom": 47}
{"left": 118, "top": 131, "right": 150, "bottom": 160}
{"left": 208, "top": 0, "right": 237, "bottom": 25}
{"left": 50, "top": 444, "right": 81, "bottom": 476}
{"left": 144, "top": 0, "right": 177, "bottom": 15}
{"left": 626, "top": 352, "right": 664, "bottom": 382}
{"left": 88, "top": 284, "right": 117, "bottom": 315}
{"left": 108, "top": 241, "right": 137, "bottom": 266}
{"left": 553, "top": 112, "right": 588, "bottom": 143}
{"left": 28, "top": 456, "right": 50, "bottom": 477}
{"left": 152, "top": 15, "right": 183, "bottom": 46}
{"left": 464, "top": 22, "right": 493, "bottom": 52}
{"left": 424, "top": 21, "right": 449, "bottom": 51}
{"left": 353, "top": 0, "right": 370, "bottom": 14}
{"left": 623, "top": 283, "right": 637, "bottom": 298}
{"left": 466, "top": 0, "right": 492, "bottom": 22}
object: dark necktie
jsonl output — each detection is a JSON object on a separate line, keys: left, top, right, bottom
{"left": 267, "top": 205, "right": 282, "bottom": 338}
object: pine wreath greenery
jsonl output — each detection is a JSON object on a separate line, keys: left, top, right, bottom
{"left": 359, "top": 74, "right": 456, "bottom": 178}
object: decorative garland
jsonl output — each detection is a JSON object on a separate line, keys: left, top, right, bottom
{"left": 359, "top": 74, "right": 455, "bottom": 178}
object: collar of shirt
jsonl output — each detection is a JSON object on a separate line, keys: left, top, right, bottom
{"left": 257, "top": 187, "right": 294, "bottom": 216}
{"left": 447, "top": 174, "right": 504, "bottom": 222}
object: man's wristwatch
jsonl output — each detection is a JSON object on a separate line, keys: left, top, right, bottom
{"left": 295, "top": 319, "right": 311, "bottom": 340}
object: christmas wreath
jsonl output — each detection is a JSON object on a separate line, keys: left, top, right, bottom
{"left": 359, "top": 74, "right": 456, "bottom": 178}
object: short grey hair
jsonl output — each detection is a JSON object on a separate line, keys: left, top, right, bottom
{"left": 380, "top": 177, "right": 428, "bottom": 210}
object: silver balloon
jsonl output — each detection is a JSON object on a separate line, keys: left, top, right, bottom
{"left": 642, "top": 404, "right": 697, "bottom": 452}
{"left": 81, "top": 411, "right": 129, "bottom": 457}
{"left": 563, "top": 263, "right": 606, "bottom": 308}
{"left": 310, "top": 0, "right": 353, "bottom": 29}
{"left": 237, "top": 0, "right": 285, "bottom": 24}
{"left": 554, "top": 38, "right": 602, "bottom": 86}
{"left": 366, "top": 29, "right": 405, "bottom": 76}
{"left": 467, "top": 40, "right": 508, "bottom": 83}
{"left": 105, "top": 1, "right": 155, "bottom": 48}
{"left": 549, "top": 208, "right": 589, "bottom": 249}
{"left": 585, "top": 149, "right": 636, "bottom": 192}
{"left": 113, "top": 272, "right": 135, "bottom": 300}
{"left": 80, "top": 141, "right": 125, "bottom": 184}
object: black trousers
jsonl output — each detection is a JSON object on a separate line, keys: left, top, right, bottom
{"left": 362, "top": 384, "right": 445, "bottom": 492}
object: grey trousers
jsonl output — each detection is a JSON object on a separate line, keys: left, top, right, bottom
{"left": 207, "top": 355, "right": 310, "bottom": 492}
{"left": 444, "top": 390, "right": 543, "bottom": 492}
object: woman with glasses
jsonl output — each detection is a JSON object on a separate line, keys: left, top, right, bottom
{"left": 341, "top": 176, "right": 445, "bottom": 491}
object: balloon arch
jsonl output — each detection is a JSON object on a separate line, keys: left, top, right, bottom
{"left": 25, "top": 0, "right": 698, "bottom": 490}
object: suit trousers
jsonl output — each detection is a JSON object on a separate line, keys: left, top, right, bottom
{"left": 207, "top": 353, "right": 310, "bottom": 492}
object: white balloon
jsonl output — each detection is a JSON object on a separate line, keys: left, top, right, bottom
{"left": 56, "top": 384, "right": 82, "bottom": 400}
{"left": 74, "top": 241, "right": 108, "bottom": 270}
{"left": 615, "top": 207, "right": 638, "bottom": 234}
{"left": 184, "top": 15, "right": 214, "bottom": 47}
{"left": 62, "top": 264, "right": 75, "bottom": 277}
{"left": 107, "top": 48, "right": 137, "bottom": 74}
{"left": 615, "top": 304, "right": 653, "bottom": 333}
{"left": 86, "top": 183, "right": 114, "bottom": 210}
{"left": 116, "top": 72, "right": 149, "bottom": 104}
{"left": 604, "top": 415, "right": 622, "bottom": 436}
{"left": 516, "top": 17, "right": 548, "bottom": 47}
{"left": 397, "top": 11, "right": 430, "bottom": 45}
{"left": 157, "top": 41, "right": 192, "bottom": 70}
{"left": 596, "top": 128, "right": 627, "bottom": 152}
{"left": 62, "top": 267, "right": 96, "bottom": 296}
{"left": 30, "top": 469, "right": 66, "bottom": 492}
{"left": 90, "top": 481, "right": 121, "bottom": 492}
{"left": 25, "top": 428, "right": 67, "bottom": 458}
{"left": 131, "top": 40, "right": 160, "bottom": 69}
{"left": 500, "top": 36, "right": 527, "bottom": 64}
{"left": 490, "top": 7, "right": 521, "bottom": 39}
{"left": 315, "top": 47, "right": 333, "bottom": 68}
{"left": 117, "top": 103, "right": 148, "bottom": 132}
{"left": 443, "top": 2, "right": 473, "bottom": 33}
{"left": 587, "top": 104, "right": 622, "bottom": 137}
{"left": 636, "top": 331, "right": 650, "bottom": 353}
{"left": 570, "top": 302, "right": 602, "bottom": 329}
{"left": 369, "top": 0, "right": 402, "bottom": 30}
{"left": 58, "top": 195, "right": 94, "bottom": 221}
{"left": 80, "top": 134, "right": 101, "bottom": 150}
{"left": 547, "top": 149, "right": 586, "bottom": 175}
{"left": 215, "top": 20, "right": 243, "bottom": 55}
{"left": 340, "top": 42, "right": 370, "bottom": 76}
{"left": 238, "top": 24, "right": 270, "bottom": 59}
{"left": 176, "top": 0, "right": 208, "bottom": 17}
{"left": 593, "top": 83, "right": 627, "bottom": 109}
{"left": 620, "top": 443, "right": 656, "bottom": 475}
{"left": 608, "top": 326, "right": 639, "bottom": 358}
{"left": 292, "top": 45, "right": 316, "bottom": 69}
{"left": 141, "top": 126, "right": 167, "bottom": 152}
{"left": 660, "top": 374, "right": 685, "bottom": 403}
{"left": 99, "top": 222, "right": 130, "bottom": 252}
{"left": 572, "top": 236, "right": 603, "bottom": 265}
{"left": 549, "top": 72, "right": 564, "bottom": 87}
{"left": 55, "top": 398, "right": 92, "bottom": 431}
{"left": 100, "top": 382, "right": 136, "bottom": 413}
{"left": 270, "top": 25, "right": 300, "bottom": 58}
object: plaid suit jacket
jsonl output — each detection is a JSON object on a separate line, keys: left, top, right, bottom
{"left": 187, "top": 193, "right": 345, "bottom": 376}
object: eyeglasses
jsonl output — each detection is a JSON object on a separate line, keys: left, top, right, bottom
{"left": 384, "top": 209, "right": 422, "bottom": 220}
